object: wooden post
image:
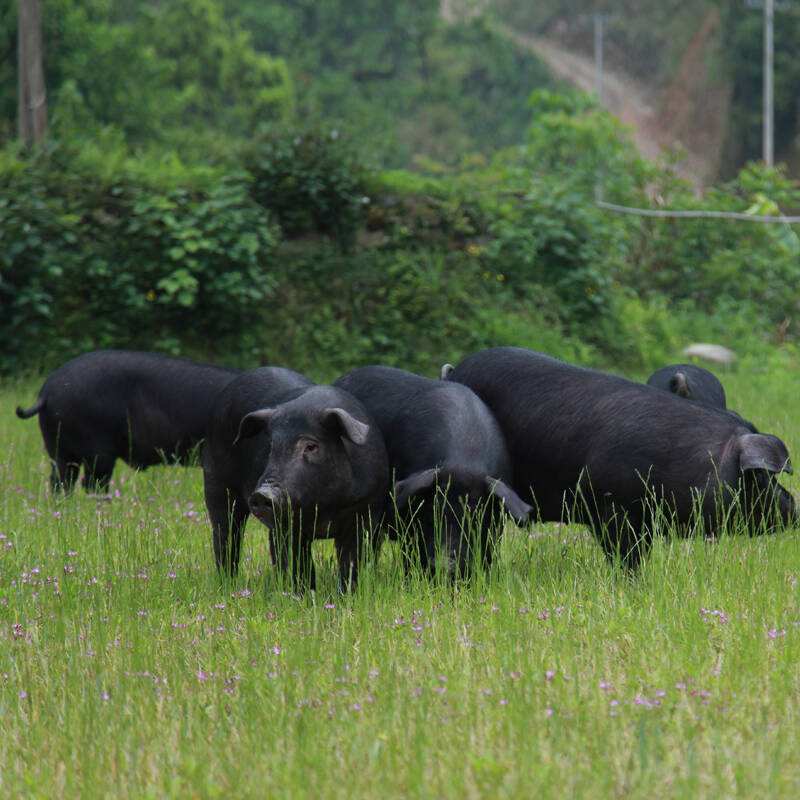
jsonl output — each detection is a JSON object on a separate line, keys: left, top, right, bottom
{"left": 18, "top": 0, "right": 48, "bottom": 146}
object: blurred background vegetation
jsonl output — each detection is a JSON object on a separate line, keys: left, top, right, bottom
{"left": 2, "top": 0, "right": 799, "bottom": 378}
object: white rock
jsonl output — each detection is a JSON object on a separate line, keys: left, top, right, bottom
{"left": 682, "top": 343, "right": 736, "bottom": 365}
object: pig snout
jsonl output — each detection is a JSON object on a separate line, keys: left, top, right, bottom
{"left": 249, "top": 484, "right": 284, "bottom": 520}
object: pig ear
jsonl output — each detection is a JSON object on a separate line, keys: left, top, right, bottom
{"left": 322, "top": 407, "right": 370, "bottom": 446}
{"left": 485, "top": 477, "right": 532, "bottom": 525}
{"left": 394, "top": 468, "right": 440, "bottom": 510}
{"left": 669, "top": 372, "right": 690, "bottom": 398}
{"left": 440, "top": 363, "right": 455, "bottom": 380}
{"left": 233, "top": 408, "right": 274, "bottom": 445}
{"left": 739, "top": 433, "right": 793, "bottom": 474}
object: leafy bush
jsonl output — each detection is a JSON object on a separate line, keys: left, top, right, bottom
{"left": 252, "top": 244, "right": 593, "bottom": 381}
{"left": 243, "top": 126, "right": 369, "bottom": 249}
{"left": 0, "top": 144, "right": 279, "bottom": 373}
{"left": 484, "top": 181, "right": 620, "bottom": 334}
{"left": 618, "top": 163, "right": 800, "bottom": 328}
{"left": 3, "top": 90, "right": 799, "bottom": 380}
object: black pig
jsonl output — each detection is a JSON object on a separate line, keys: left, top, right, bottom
{"left": 203, "top": 368, "right": 389, "bottom": 590}
{"left": 446, "top": 347, "right": 795, "bottom": 568}
{"left": 15, "top": 350, "right": 240, "bottom": 493}
{"left": 335, "top": 366, "right": 531, "bottom": 577}
{"left": 647, "top": 364, "right": 727, "bottom": 408}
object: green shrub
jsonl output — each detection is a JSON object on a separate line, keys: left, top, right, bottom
{"left": 618, "top": 163, "right": 800, "bottom": 328}
{"left": 0, "top": 145, "right": 278, "bottom": 373}
{"left": 251, "top": 243, "right": 594, "bottom": 381}
{"left": 243, "top": 125, "right": 369, "bottom": 250}
{"left": 485, "top": 181, "right": 620, "bottom": 335}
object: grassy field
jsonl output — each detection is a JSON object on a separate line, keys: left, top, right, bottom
{"left": 2, "top": 361, "right": 800, "bottom": 798}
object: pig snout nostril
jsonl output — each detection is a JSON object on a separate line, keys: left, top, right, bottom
{"left": 249, "top": 486, "right": 281, "bottom": 512}
{"left": 249, "top": 491, "right": 267, "bottom": 511}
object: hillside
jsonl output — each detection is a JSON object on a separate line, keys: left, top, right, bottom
{"left": 487, "top": 0, "right": 800, "bottom": 183}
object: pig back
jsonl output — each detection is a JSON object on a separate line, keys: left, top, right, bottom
{"left": 447, "top": 347, "right": 750, "bottom": 521}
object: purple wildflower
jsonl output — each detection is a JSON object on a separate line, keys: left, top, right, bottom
{"left": 700, "top": 607, "right": 729, "bottom": 624}
{"left": 634, "top": 694, "right": 661, "bottom": 708}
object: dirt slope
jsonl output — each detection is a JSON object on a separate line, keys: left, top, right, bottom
{"left": 440, "top": 2, "right": 728, "bottom": 189}
{"left": 496, "top": 22, "right": 713, "bottom": 189}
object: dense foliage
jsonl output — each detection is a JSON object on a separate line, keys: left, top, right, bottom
{"left": 222, "top": 0, "right": 557, "bottom": 166}
{"left": 1, "top": 0, "right": 293, "bottom": 152}
{"left": 3, "top": 1, "right": 800, "bottom": 376}
{"left": 2, "top": 1, "right": 555, "bottom": 167}
{"left": 2, "top": 90, "right": 799, "bottom": 376}
{"left": 0, "top": 143, "right": 279, "bottom": 369}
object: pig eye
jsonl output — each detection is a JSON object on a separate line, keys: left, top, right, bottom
{"left": 303, "top": 442, "right": 319, "bottom": 456}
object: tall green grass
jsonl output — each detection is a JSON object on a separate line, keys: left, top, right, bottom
{"left": 1, "top": 365, "right": 799, "bottom": 798}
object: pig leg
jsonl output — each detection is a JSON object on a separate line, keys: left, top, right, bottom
{"left": 82, "top": 453, "right": 116, "bottom": 494}
{"left": 50, "top": 457, "right": 80, "bottom": 495}
{"left": 483, "top": 515, "right": 506, "bottom": 571}
{"left": 397, "top": 529, "right": 422, "bottom": 576}
{"left": 205, "top": 481, "right": 249, "bottom": 575}
{"left": 335, "top": 524, "right": 382, "bottom": 592}
{"left": 336, "top": 535, "right": 359, "bottom": 592}
{"left": 594, "top": 513, "right": 651, "bottom": 571}
{"left": 42, "top": 424, "right": 80, "bottom": 494}
{"left": 419, "top": 523, "right": 439, "bottom": 576}
{"left": 271, "top": 526, "right": 315, "bottom": 591}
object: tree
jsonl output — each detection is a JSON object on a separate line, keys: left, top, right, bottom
{"left": 17, "top": 0, "right": 47, "bottom": 145}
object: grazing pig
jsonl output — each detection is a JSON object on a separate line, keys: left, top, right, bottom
{"left": 647, "top": 364, "right": 727, "bottom": 408}
{"left": 335, "top": 366, "right": 531, "bottom": 577}
{"left": 202, "top": 368, "right": 389, "bottom": 590}
{"left": 15, "top": 350, "right": 240, "bottom": 493}
{"left": 446, "top": 347, "right": 795, "bottom": 568}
